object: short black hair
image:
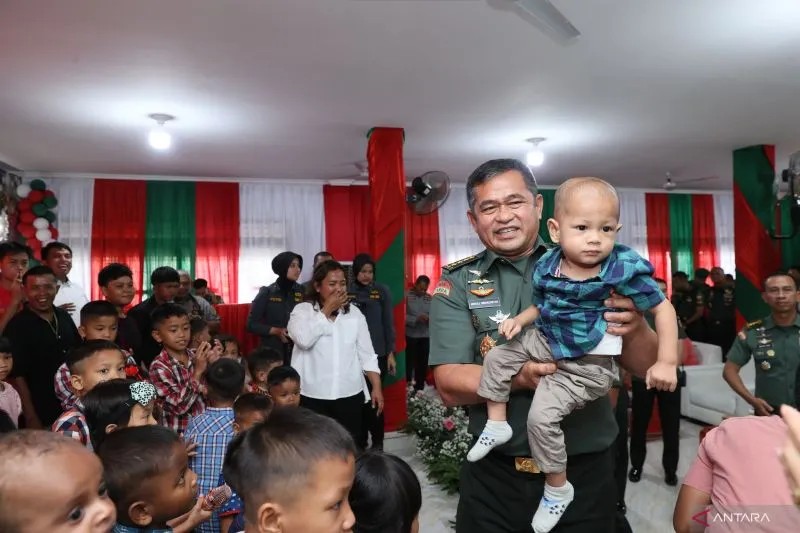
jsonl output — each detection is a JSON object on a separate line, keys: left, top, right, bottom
{"left": 466, "top": 159, "right": 538, "bottom": 212}
{"left": 82, "top": 379, "right": 141, "bottom": 450}
{"left": 206, "top": 359, "right": 245, "bottom": 402}
{"left": 349, "top": 451, "right": 422, "bottom": 533}
{"left": 223, "top": 407, "right": 356, "bottom": 520}
{"left": 22, "top": 265, "right": 55, "bottom": 286}
{"left": 150, "top": 266, "right": 180, "bottom": 286}
{"left": 672, "top": 271, "right": 688, "bottom": 281}
{"left": 653, "top": 277, "right": 667, "bottom": 285}
{"left": 190, "top": 317, "right": 208, "bottom": 337}
{"left": 150, "top": 303, "right": 188, "bottom": 329}
{"left": 233, "top": 393, "right": 273, "bottom": 422}
{"left": 0, "top": 337, "right": 11, "bottom": 354}
{"left": 247, "top": 347, "right": 284, "bottom": 377}
{"left": 80, "top": 300, "right": 119, "bottom": 325}
{"left": 694, "top": 268, "right": 710, "bottom": 280}
{"left": 41, "top": 241, "right": 72, "bottom": 261}
{"left": 763, "top": 270, "right": 798, "bottom": 291}
{"left": 192, "top": 278, "right": 208, "bottom": 290}
{"left": 98, "top": 425, "right": 182, "bottom": 519}
{"left": 725, "top": 274, "right": 734, "bottom": 280}
{"left": 267, "top": 365, "right": 301, "bottom": 388}
{"left": 415, "top": 275, "right": 430, "bottom": 285}
{"left": 313, "top": 251, "right": 333, "bottom": 263}
{"left": 215, "top": 334, "right": 239, "bottom": 350}
{"left": 66, "top": 339, "right": 123, "bottom": 373}
{"left": 98, "top": 263, "right": 133, "bottom": 287}
{"left": 0, "top": 241, "right": 31, "bottom": 261}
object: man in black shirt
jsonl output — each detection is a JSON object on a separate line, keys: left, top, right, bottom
{"left": 128, "top": 267, "right": 180, "bottom": 367}
{"left": 6, "top": 265, "right": 80, "bottom": 427}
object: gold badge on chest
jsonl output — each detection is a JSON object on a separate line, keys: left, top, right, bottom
{"left": 468, "top": 270, "right": 495, "bottom": 297}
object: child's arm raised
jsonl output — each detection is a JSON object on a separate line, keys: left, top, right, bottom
{"left": 645, "top": 299, "right": 679, "bottom": 391}
{"left": 498, "top": 304, "right": 540, "bottom": 340}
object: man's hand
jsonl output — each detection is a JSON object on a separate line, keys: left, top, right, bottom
{"left": 371, "top": 388, "right": 385, "bottom": 415}
{"left": 604, "top": 291, "right": 644, "bottom": 337}
{"left": 498, "top": 318, "right": 522, "bottom": 340}
{"left": 750, "top": 397, "right": 774, "bottom": 417}
{"left": 387, "top": 352, "right": 397, "bottom": 375}
{"left": 58, "top": 302, "right": 77, "bottom": 313}
{"left": 417, "top": 314, "right": 429, "bottom": 324}
{"left": 645, "top": 361, "right": 678, "bottom": 391}
{"left": 511, "top": 360, "right": 557, "bottom": 391}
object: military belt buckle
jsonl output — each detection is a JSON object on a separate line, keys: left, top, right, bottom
{"left": 514, "top": 457, "right": 540, "bottom": 474}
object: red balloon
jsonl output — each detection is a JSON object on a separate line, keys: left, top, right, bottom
{"left": 50, "top": 226, "right": 59, "bottom": 239}
{"left": 19, "top": 211, "right": 35, "bottom": 224}
{"left": 28, "top": 190, "right": 45, "bottom": 203}
{"left": 18, "top": 224, "right": 35, "bottom": 238}
{"left": 18, "top": 199, "right": 32, "bottom": 211}
{"left": 44, "top": 189, "right": 55, "bottom": 198}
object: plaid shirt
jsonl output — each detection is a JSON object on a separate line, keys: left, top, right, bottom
{"left": 52, "top": 407, "right": 92, "bottom": 451}
{"left": 533, "top": 243, "right": 664, "bottom": 359}
{"left": 184, "top": 408, "right": 235, "bottom": 533}
{"left": 54, "top": 351, "right": 140, "bottom": 411}
{"left": 149, "top": 349, "right": 206, "bottom": 434}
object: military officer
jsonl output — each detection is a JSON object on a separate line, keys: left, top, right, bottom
{"left": 672, "top": 271, "right": 706, "bottom": 342}
{"left": 723, "top": 271, "right": 800, "bottom": 416}
{"left": 706, "top": 267, "right": 736, "bottom": 358}
{"left": 429, "top": 158, "right": 659, "bottom": 533}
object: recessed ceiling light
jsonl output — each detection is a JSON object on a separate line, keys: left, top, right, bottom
{"left": 526, "top": 137, "right": 546, "bottom": 167}
{"left": 148, "top": 113, "right": 175, "bottom": 151}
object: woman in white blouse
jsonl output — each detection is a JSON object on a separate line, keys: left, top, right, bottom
{"left": 288, "top": 260, "right": 384, "bottom": 442}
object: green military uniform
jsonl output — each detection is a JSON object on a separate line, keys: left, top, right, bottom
{"left": 727, "top": 315, "right": 800, "bottom": 409}
{"left": 429, "top": 240, "right": 618, "bottom": 532}
{"left": 706, "top": 284, "right": 736, "bottom": 358}
{"left": 671, "top": 288, "right": 705, "bottom": 342}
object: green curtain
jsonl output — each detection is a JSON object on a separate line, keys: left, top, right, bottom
{"left": 143, "top": 181, "right": 196, "bottom": 296}
{"left": 668, "top": 194, "right": 694, "bottom": 274}
{"left": 779, "top": 195, "right": 800, "bottom": 268}
{"left": 538, "top": 188, "right": 556, "bottom": 244}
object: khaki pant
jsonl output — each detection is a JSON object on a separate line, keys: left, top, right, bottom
{"left": 477, "top": 328, "right": 618, "bottom": 473}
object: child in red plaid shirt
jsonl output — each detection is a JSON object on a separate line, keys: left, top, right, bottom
{"left": 246, "top": 347, "right": 283, "bottom": 396}
{"left": 148, "top": 303, "right": 210, "bottom": 435}
{"left": 52, "top": 339, "right": 127, "bottom": 450}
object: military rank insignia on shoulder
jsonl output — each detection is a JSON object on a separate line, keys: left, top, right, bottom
{"left": 442, "top": 252, "right": 484, "bottom": 273}
{"left": 738, "top": 319, "right": 763, "bottom": 340}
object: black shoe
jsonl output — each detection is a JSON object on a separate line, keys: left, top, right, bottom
{"left": 665, "top": 473, "right": 678, "bottom": 486}
{"left": 370, "top": 443, "right": 384, "bottom": 452}
{"left": 628, "top": 468, "right": 642, "bottom": 482}
{"left": 616, "top": 501, "right": 627, "bottom": 515}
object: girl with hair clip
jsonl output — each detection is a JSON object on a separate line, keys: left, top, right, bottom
{"left": 349, "top": 450, "right": 422, "bottom": 533}
{"left": 82, "top": 378, "right": 157, "bottom": 450}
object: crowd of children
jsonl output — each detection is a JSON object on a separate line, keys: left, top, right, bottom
{"left": 0, "top": 243, "right": 423, "bottom": 533}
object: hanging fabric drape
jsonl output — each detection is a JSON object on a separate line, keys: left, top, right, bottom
{"left": 691, "top": 194, "right": 719, "bottom": 271}
{"left": 668, "top": 194, "right": 694, "bottom": 275}
{"left": 406, "top": 207, "right": 441, "bottom": 287}
{"left": 645, "top": 193, "right": 672, "bottom": 287}
{"left": 617, "top": 190, "right": 649, "bottom": 260}
{"left": 90, "top": 180, "right": 147, "bottom": 302}
{"left": 322, "top": 185, "right": 370, "bottom": 263}
{"left": 438, "top": 185, "right": 483, "bottom": 266}
{"left": 48, "top": 177, "right": 95, "bottom": 293}
{"left": 195, "top": 182, "right": 240, "bottom": 304}
{"left": 713, "top": 191, "right": 735, "bottom": 276}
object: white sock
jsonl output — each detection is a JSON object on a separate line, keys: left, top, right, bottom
{"left": 532, "top": 481, "right": 575, "bottom": 533}
{"left": 466, "top": 420, "right": 513, "bottom": 462}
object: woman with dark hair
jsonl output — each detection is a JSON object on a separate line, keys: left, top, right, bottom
{"left": 349, "top": 450, "right": 422, "bottom": 533}
{"left": 287, "top": 260, "right": 384, "bottom": 442}
{"left": 349, "top": 253, "right": 396, "bottom": 450}
{"left": 247, "top": 251, "right": 305, "bottom": 365}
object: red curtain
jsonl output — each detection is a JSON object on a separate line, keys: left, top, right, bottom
{"left": 215, "top": 304, "right": 260, "bottom": 355}
{"left": 645, "top": 193, "right": 672, "bottom": 292}
{"left": 406, "top": 207, "right": 441, "bottom": 288}
{"left": 691, "top": 194, "right": 719, "bottom": 271}
{"left": 195, "top": 183, "right": 239, "bottom": 304}
{"left": 90, "top": 180, "right": 147, "bottom": 302}
{"left": 322, "top": 185, "right": 370, "bottom": 261}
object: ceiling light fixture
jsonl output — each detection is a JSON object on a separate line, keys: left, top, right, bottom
{"left": 148, "top": 113, "right": 175, "bottom": 151}
{"left": 526, "top": 137, "right": 546, "bottom": 167}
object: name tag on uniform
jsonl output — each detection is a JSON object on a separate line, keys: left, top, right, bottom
{"left": 468, "top": 297, "right": 500, "bottom": 309}
{"left": 269, "top": 297, "right": 283, "bottom": 302}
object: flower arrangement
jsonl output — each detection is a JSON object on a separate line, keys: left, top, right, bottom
{"left": 404, "top": 387, "right": 471, "bottom": 494}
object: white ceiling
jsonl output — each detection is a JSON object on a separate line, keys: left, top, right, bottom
{"left": 2, "top": 0, "right": 800, "bottom": 190}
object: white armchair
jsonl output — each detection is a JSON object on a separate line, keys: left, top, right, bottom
{"left": 680, "top": 342, "right": 755, "bottom": 425}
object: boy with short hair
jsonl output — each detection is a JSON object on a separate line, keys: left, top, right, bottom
{"left": 99, "top": 425, "right": 212, "bottom": 533}
{"left": 148, "top": 303, "right": 209, "bottom": 435}
{"left": 223, "top": 407, "right": 357, "bottom": 533}
{"left": 98, "top": 262, "right": 142, "bottom": 359}
{"left": 54, "top": 300, "right": 142, "bottom": 411}
{"left": 0, "top": 241, "right": 30, "bottom": 331}
{"left": 0, "top": 430, "right": 116, "bottom": 532}
{"left": 129, "top": 266, "right": 182, "bottom": 366}
{"left": 184, "top": 359, "right": 246, "bottom": 533}
{"left": 0, "top": 337, "right": 21, "bottom": 427}
{"left": 52, "top": 339, "right": 127, "bottom": 449}
{"left": 246, "top": 347, "right": 284, "bottom": 395}
{"left": 267, "top": 365, "right": 302, "bottom": 408}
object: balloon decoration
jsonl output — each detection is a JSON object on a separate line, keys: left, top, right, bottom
{"left": 13, "top": 179, "right": 58, "bottom": 256}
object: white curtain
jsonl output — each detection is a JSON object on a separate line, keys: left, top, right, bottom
{"left": 438, "top": 185, "right": 483, "bottom": 266}
{"left": 45, "top": 177, "right": 94, "bottom": 292}
{"left": 713, "top": 191, "right": 736, "bottom": 276}
{"left": 616, "top": 190, "right": 649, "bottom": 260}
{"left": 238, "top": 183, "right": 325, "bottom": 302}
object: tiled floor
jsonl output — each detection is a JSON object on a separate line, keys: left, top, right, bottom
{"left": 387, "top": 416, "right": 705, "bottom": 532}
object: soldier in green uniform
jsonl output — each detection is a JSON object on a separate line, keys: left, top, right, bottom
{"left": 723, "top": 271, "right": 800, "bottom": 416}
{"left": 671, "top": 271, "right": 705, "bottom": 342}
{"left": 429, "top": 159, "right": 659, "bottom": 533}
{"left": 706, "top": 267, "right": 736, "bottom": 358}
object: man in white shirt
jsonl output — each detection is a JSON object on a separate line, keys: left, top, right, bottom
{"left": 43, "top": 242, "right": 89, "bottom": 327}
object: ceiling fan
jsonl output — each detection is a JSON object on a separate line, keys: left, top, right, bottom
{"left": 505, "top": 0, "right": 581, "bottom": 41}
{"left": 662, "top": 172, "right": 719, "bottom": 191}
{"left": 329, "top": 161, "right": 369, "bottom": 184}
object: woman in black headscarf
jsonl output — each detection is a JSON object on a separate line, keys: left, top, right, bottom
{"left": 246, "top": 251, "right": 304, "bottom": 364}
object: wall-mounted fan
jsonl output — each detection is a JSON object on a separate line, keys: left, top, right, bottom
{"left": 407, "top": 171, "right": 451, "bottom": 214}
{"left": 662, "top": 172, "right": 720, "bottom": 191}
